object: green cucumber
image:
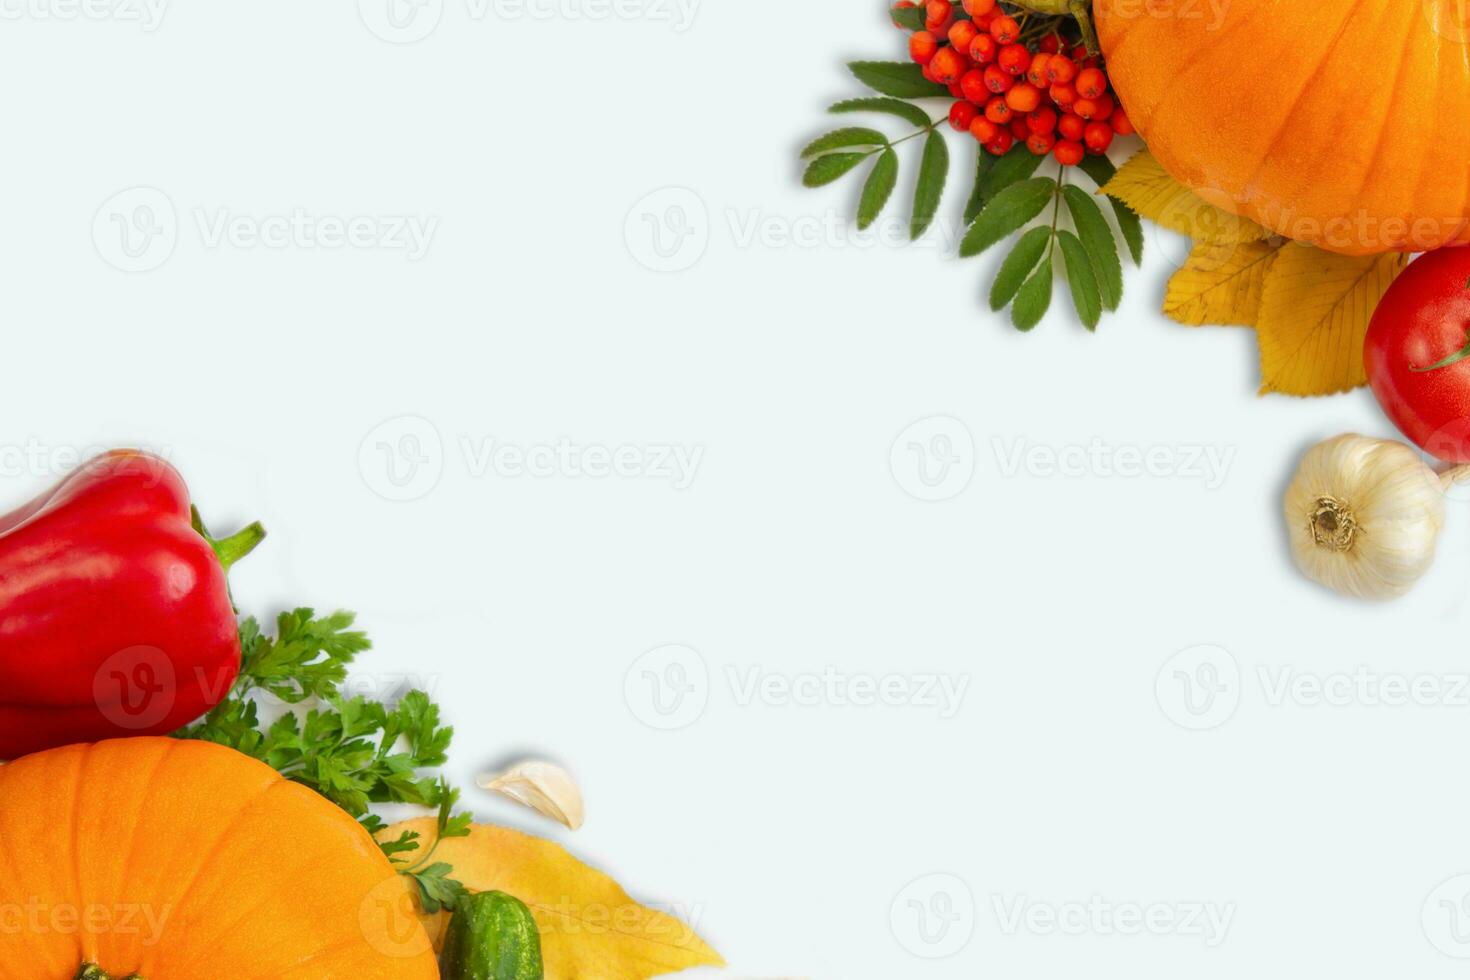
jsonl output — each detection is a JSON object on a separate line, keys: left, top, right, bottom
{"left": 438, "top": 890, "right": 545, "bottom": 980}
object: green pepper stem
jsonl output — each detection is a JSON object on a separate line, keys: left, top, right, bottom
{"left": 190, "top": 505, "right": 267, "bottom": 573}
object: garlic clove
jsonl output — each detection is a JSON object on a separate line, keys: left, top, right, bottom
{"left": 1283, "top": 434, "right": 1446, "bottom": 600}
{"left": 477, "top": 760, "right": 585, "bottom": 830}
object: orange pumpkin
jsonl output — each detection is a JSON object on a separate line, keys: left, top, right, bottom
{"left": 1096, "top": 1, "right": 1470, "bottom": 255}
{"left": 0, "top": 738, "right": 439, "bottom": 979}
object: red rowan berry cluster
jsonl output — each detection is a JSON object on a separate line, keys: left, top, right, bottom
{"left": 896, "top": 0, "right": 1132, "bottom": 162}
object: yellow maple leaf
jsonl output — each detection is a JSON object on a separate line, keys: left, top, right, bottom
{"left": 1164, "top": 240, "right": 1285, "bottom": 326}
{"left": 1255, "top": 243, "right": 1408, "bottom": 396}
{"left": 381, "top": 819, "right": 724, "bottom": 980}
{"left": 1100, "top": 150, "right": 1272, "bottom": 245}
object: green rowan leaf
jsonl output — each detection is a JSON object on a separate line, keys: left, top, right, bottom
{"left": 829, "top": 97, "right": 932, "bottom": 128}
{"left": 859, "top": 148, "right": 900, "bottom": 229}
{"left": 977, "top": 145, "right": 1044, "bottom": 210}
{"left": 963, "top": 149, "right": 995, "bottom": 225}
{"left": 1012, "top": 258, "right": 1054, "bottom": 331}
{"left": 803, "top": 152, "right": 868, "bottom": 188}
{"left": 1057, "top": 229, "right": 1101, "bottom": 330}
{"left": 849, "top": 61, "right": 950, "bottom": 99}
{"left": 911, "top": 131, "right": 949, "bottom": 239}
{"left": 959, "top": 177, "right": 1054, "bottom": 258}
{"left": 801, "top": 127, "right": 888, "bottom": 158}
{"left": 1063, "top": 184, "right": 1123, "bottom": 310}
{"left": 1076, "top": 155, "right": 1143, "bottom": 265}
{"left": 990, "top": 226, "right": 1052, "bottom": 311}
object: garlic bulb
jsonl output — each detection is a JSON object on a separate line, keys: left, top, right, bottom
{"left": 478, "top": 760, "right": 585, "bottom": 830}
{"left": 1284, "top": 434, "right": 1452, "bottom": 600}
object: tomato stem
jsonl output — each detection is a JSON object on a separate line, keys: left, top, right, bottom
{"left": 1409, "top": 325, "right": 1470, "bottom": 374}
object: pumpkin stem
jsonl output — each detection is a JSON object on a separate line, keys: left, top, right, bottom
{"left": 75, "top": 965, "right": 144, "bottom": 980}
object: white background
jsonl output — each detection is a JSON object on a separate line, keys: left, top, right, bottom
{"left": 5, "top": 2, "right": 1470, "bottom": 977}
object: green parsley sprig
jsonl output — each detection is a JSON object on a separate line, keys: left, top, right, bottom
{"left": 178, "top": 608, "right": 472, "bottom": 911}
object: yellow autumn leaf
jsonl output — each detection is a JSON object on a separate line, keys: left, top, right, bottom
{"left": 1100, "top": 150, "right": 1272, "bottom": 245}
{"left": 1164, "top": 240, "right": 1285, "bottom": 326}
{"left": 1255, "top": 243, "right": 1408, "bottom": 396}
{"left": 382, "top": 819, "right": 723, "bottom": 980}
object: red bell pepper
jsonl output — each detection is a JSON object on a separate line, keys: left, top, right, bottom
{"left": 0, "top": 450, "right": 262, "bottom": 758}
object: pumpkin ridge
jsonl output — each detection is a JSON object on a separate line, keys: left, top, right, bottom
{"left": 249, "top": 929, "right": 392, "bottom": 980}
{"left": 1452, "top": 36, "right": 1470, "bottom": 249}
{"left": 163, "top": 781, "right": 367, "bottom": 977}
{"left": 1238, "top": 0, "right": 1366, "bottom": 211}
{"left": 109, "top": 739, "right": 175, "bottom": 904}
{"left": 139, "top": 750, "right": 287, "bottom": 960}
{"left": 1349, "top": 9, "right": 1418, "bottom": 213}
{"left": 1116, "top": 11, "right": 1257, "bottom": 138}
{"left": 105, "top": 740, "right": 198, "bottom": 976}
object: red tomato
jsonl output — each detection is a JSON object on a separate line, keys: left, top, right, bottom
{"left": 1365, "top": 247, "right": 1470, "bottom": 462}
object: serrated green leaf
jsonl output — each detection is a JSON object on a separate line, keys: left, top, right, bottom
{"left": 1062, "top": 184, "right": 1123, "bottom": 310}
{"left": 990, "top": 226, "right": 1052, "bottom": 311}
{"left": 1057, "top": 229, "right": 1101, "bottom": 330}
{"left": 890, "top": 4, "right": 925, "bottom": 29}
{"left": 1075, "top": 156, "right": 1144, "bottom": 264}
{"left": 849, "top": 61, "right": 950, "bottom": 99}
{"left": 911, "top": 131, "right": 949, "bottom": 240}
{"left": 977, "top": 145, "right": 1044, "bottom": 211}
{"left": 804, "top": 152, "right": 868, "bottom": 188}
{"left": 959, "top": 177, "right": 1054, "bottom": 258}
{"left": 801, "top": 127, "right": 889, "bottom": 158}
{"left": 859, "top": 148, "right": 899, "bottom": 230}
{"left": 829, "top": 97, "right": 933, "bottom": 128}
{"left": 1110, "top": 200, "right": 1144, "bottom": 266}
{"left": 963, "top": 149, "right": 995, "bottom": 225}
{"left": 1012, "top": 258, "right": 1054, "bottom": 331}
